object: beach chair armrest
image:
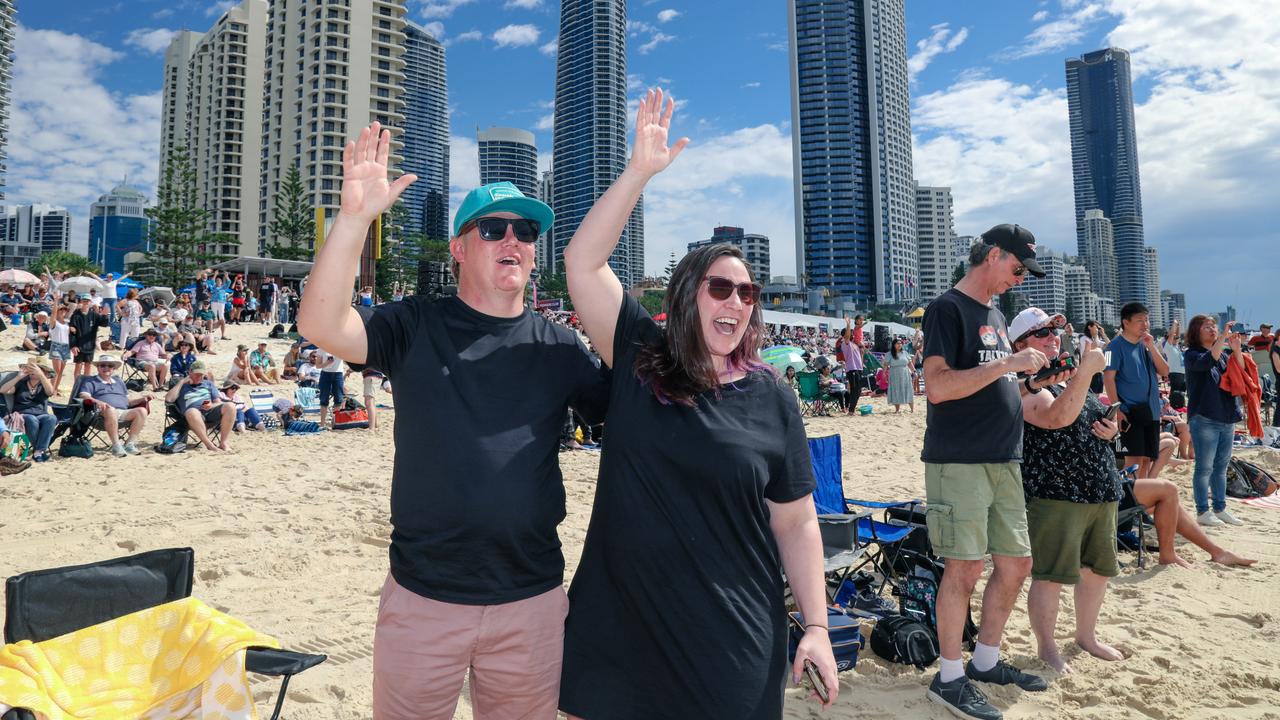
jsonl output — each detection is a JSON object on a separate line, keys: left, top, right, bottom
{"left": 843, "top": 498, "right": 918, "bottom": 510}
{"left": 245, "top": 647, "right": 327, "bottom": 676}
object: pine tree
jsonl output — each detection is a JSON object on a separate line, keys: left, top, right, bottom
{"left": 140, "top": 147, "right": 224, "bottom": 288}
{"left": 266, "top": 164, "right": 315, "bottom": 260}
{"left": 950, "top": 261, "right": 966, "bottom": 288}
{"left": 663, "top": 252, "right": 678, "bottom": 284}
{"left": 29, "top": 251, "right": 100, "bottom": 276}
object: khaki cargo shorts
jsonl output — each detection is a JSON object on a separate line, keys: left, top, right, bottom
{"left": 924, "top": 462, "right": 1031, "bottom": 560}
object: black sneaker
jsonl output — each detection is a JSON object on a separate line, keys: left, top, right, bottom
{"left": 927, "top": 673, "right": 1002, "bottom": 720}
{"left": 966, "top": 659, "right": 1049, "bottom": 691}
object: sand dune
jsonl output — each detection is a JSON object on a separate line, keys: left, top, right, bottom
{"left": 1, "top": 320, "right": 1278, "bottom": 719}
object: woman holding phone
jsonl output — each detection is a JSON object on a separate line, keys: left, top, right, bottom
{"left": 558, "top": 89, "right": 836, "bottom": 719}
{"left": 1183, "top": 315, "right": 1247, "bottom": 527}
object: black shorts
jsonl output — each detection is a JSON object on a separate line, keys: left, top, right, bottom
{"left": 1168, "top": 372, "right": 1186, "bottom": 392}
{"left": 76, "top": 346, "right": 96, "bottom": 363}
{"left": 196, "top": 406, "right": 225, "bottom": 426}
{"left": 1118, "top": 411, "right": 1160, "bottom": 460}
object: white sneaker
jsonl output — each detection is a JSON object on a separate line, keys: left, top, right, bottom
{"left": 123, "top": 441, "right": 141, "bottom": 456}
{"left": 1197, "top": 511, "right": 1225, "bottom": 527}
{"left": 1215, "top": 509, "right": 1244, "bottom": 526}
{"left": 111, "top": 442, "right": 127, "bottom": 458}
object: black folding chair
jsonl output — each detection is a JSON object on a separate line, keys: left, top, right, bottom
{"left": 1116, "top": 464, "right": 1153, "bottom": 569}
{"left": 164, "top": 400, "right": 226, "bottom": 447}
{"left": 2, "top": 547, "right": 326, "bottom": 720}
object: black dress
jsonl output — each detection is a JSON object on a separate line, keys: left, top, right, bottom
{"left": 560, "top": 296, "right": 816, "bottom": 720}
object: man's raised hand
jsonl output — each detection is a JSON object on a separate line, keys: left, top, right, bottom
{"left": 341, "top": 122, "right": 418, "bottom": 223}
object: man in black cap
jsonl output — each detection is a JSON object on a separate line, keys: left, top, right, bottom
{"left": 920, "top": 224, "right": 1073, "bottom": 719}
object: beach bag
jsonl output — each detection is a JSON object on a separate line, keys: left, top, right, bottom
{"left": 870, "top": 615, "right": 937, "bottom": 669}
{"left": 268, "top": 323, "right": 286, "bottom": 339}
{"left": 333, "top": 407, "right": 369, "bottom": 430}
{"left": 285, "top": 419, "right": 323, "bottom": 435}
{"left": 58, "top": 436, "right": 93, "bottom": 459}
{"left": 788, "top": 607, "right": 865, "bottom": 672}
{"left": 126, "top": 377, "right": 147, "bottom": 392}
{"left": 155, "top": 428, "right": 187, "bottom": 454}
{"left": 4, "top": 431, "right": 32, "bottom": 463}
{"left": 1226, "top": 458, "right": 1279, "bottom": 498}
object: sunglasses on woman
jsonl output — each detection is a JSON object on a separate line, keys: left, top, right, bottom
{"left": 1027, "top": 327, "right": 1061, "bottom": 339}
{"left": 703, "top": 276, "right": 761, "bottom": 305}
{"left": 461, "top": 217, "right": 540, "bottom": 243}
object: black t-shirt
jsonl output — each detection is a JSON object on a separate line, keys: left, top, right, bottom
{"left": 12, "top": 379, "right": 50, "bottom": 414}
{"left": 195, "top": 279, "right": 209, "bottom": 305}
{"left": 560, "top": 295, "right": 815, "bottom": 720}
{"left": 357, "top": 295, "right": 609, "bottom": 605}
{"left": 68, "top": 310, "right": 108, "bottom": 351}
{"left": 921, "top": 289, "right": 1023, "bottom": 463}
{"left": 259, "top": 282, "right": 275, "bottom": 302}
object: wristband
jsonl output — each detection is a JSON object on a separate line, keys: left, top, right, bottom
{"left": 1023, "top": 376, "right": 1035, "bottom": 393}
{"left": 804, "top": 624, "right": 828, "bottom": 632}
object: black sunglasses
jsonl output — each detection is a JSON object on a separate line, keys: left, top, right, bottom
{"left": 462, "top": 217, "right": 540, "bottom": 243}
{"left": 1027, "top": 327, "right": 1062, "bottom": 339}
{"left": 1011, "top": 263, "right": 1027, "bottom": 277}
{"left": 703, "top": 276, "right": 761, "bottom": 305}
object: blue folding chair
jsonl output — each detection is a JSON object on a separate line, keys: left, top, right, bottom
{"left": 808, "top": 434, "right": 924, "bottom": 597}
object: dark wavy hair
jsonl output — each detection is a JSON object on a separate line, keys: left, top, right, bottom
{"left": 634, "top": 243, "right": 771, "bottom": 406}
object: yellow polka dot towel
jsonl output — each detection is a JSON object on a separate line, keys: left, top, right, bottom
{"left": 0, "top": 597, "right": 279, "bottom": 719}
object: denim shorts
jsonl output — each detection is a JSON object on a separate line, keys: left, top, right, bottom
{"left": 318, "top": 371, "right": 345, "bottom": 407}
{"left": 49, "top": 342, "right": 71, "bottom": 362}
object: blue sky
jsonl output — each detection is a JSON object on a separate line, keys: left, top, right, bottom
{"left": 9, "top": 0, "right": 1279, "bottom": 324}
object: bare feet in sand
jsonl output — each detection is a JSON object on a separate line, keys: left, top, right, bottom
{"left": 1210, "top": 550, "right": 1257, "bottom": 567}
{"left": 1158, "top": 552, "right": 1193, "bottom": 568}
{"left": 1039, "top": 649, "right": 1072, "bottom": 674}
{"left": 218, "top": 441, "right": 233, "bottom": 453}
{"left": 1076, "top": 638, "right": 1124, "bottom": 662}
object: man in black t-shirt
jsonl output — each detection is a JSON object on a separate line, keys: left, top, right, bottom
{"left": 298, "top": 124, "right": 608, "bottom": 720}
{"left": 259, "top": 276, "right": 277, "bottom": 325}
{"left": 921, "top": 225, "right": 1073, "bottom": 720}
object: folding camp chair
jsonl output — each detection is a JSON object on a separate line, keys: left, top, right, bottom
{"left": 808, "top": 434, "right": 923, "bottom": 596}
{"left": 796, "top": 370, "right": 829, "bottom": 417}
{"left": 1116, "top": 464, "right": 1153, "bottom": 569}
{"left": 1, "top": 547, "right": 326, "bottom": 720}
{"left": 295, "top": 386, "right": 320, "bottom": 416}
{"left": 164, "top": 400, "right": 224, "bottom": 447}
{"left": 119, "top": 336, "right": 149, "bottom": 391}
{"left": 46, "top": 376, "right": 142, "bottom": 450}
{"left": 250, "top": 390, "right": 281, "bottom": 429}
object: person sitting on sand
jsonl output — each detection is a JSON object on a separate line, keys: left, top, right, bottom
{"left": 296, "top": 350, "right": 321, "bottom": 388}
{"left": 219, "top": 381, "right": 264, "bottom": 432}
{"left": 1012, "top": 307, "right": 1126, "bottom": 674}
{"left": 165, "top": 360, "right": 233, "bottom": 452}
{"left": 224, "top": 344, "right": 257, "bottom": 387}
{"left": 249, "top": 341, "right": 279, "bottom": 384}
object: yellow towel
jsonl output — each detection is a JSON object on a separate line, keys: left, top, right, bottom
{"left": 0, "top": 597, "right": 280, "bottom": 719}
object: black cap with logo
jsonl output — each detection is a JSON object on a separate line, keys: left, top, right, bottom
{"left": 981, "top": 224, "right": 1045, "bottom": 278}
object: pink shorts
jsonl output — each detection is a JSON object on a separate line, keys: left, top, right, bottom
{"left": 372, "top": 574, "right": 568, "bottom": 720}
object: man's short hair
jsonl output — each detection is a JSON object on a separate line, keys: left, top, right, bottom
{"left": 1120, "top": 302, "right": 1149, "bottom": 323}
{"left": 967, "top": 241, "right": 1008, "bottom": 269}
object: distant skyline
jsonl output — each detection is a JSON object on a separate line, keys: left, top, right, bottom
{"left": 3, "top": 0, "right": 1277, "bottom": 322}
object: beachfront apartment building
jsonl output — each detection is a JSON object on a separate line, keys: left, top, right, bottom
{"left": 88, "top": 184, "right": 155, "bottom": 275}
{"left": 915, "top": 184, "right": 955, "bottom": 303}
{"left": 0, "top": 204, "right": 70, "bottom": 268}
{"left": 479, "top": 126, "right": 541, "bottom": 266}
{"left": 401, "top": 22, "right": 449, "bottom": 241}
{"left": 688, "top": 227, "right": 772, "bottom": 283}
{"left": 788, "top": 0, "right": 917, "bottom": 304}
{"left": 1079, "top": 209, "right": 1119, "bottom": 301}
{"left": 0, "top": 0, "right": 14, "bottom": 201}
{"left": 259, "top": 0, "right": 409, "bottom": 256}
{"left": 1161, "top": 290, "right": 1186, "bottom": 329}
{"left": 1067, "top": 47, "right": 1147, "bottom": 306}
{"left": 159, "top": 31, "right": 204, "bottom": 184}
{"left": 551, "top": 0, "right": 643, "bottom": 287}
{"left": 1018, "top": 247, "right": 1066, "bottom": 316}
{"left": 1144, "top": 246, "right": 1165, "bottom": 329}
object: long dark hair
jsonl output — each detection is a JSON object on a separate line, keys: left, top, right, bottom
{"left": 634, "top": 244, "right": 770, "bottom": 406}
{"left": 1185, "top": 314, "right": 1215, "bottom": 349}
{"left": 891, "top": 338, "right": 903, "bottom": 358}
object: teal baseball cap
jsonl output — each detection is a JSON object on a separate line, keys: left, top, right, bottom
{"left": 452, "top": 182, "right": 554, "bottom": 238}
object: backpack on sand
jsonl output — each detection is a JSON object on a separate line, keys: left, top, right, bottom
{"left": 1226, "top": 457, "right": 1279, "bottom": 498}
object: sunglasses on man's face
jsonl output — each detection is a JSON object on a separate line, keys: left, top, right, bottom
{"left": 703, "top": 276, "right": 761, "bottom": 305}
{"left": 463, "top": 217, "right": 540, "bottom": 243}
{"left": 1011, "top": 262, "right": 1027, "bottom": 277}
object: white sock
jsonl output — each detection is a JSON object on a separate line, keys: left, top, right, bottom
{"left": 939, "top": 656, "right": 965, "bottom": 683}
{"left": 971, "top": 642, "right": 1000, "bottom": 672}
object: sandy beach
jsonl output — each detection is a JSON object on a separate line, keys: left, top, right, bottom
{"left": 2, "top": 319, "right": 1278, "bottom": 719}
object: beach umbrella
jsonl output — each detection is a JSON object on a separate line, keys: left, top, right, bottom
{"left": 106, "top": 275, "right": 144, "bottom": 290}
{"left": 178, "top": 285, "right": 196, "bottom": 296}
{"left": 761, "top": 345, "right": 807, "bottom": 372}
{"left": 138, "top": 286, "right": 175, "bottom": 305}
{"left": 58, "top": 275, "right": 106, "bottom": 295}
{"left": 0, "top": 269, "right": 39, "bottom": 285}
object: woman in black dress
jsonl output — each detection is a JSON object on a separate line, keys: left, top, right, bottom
{"left": 559, "top": 88, "right": 837, "bottom": 719}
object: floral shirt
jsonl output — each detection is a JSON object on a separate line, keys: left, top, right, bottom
{"left": 1021, "top": 386, "right": 1122, "bottom": 504}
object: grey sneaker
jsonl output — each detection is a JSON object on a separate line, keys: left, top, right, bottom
{"left": 927, "top": 673, "right": 1002, "bottom": 720}
{"left": 111, "top": 442, "right": 127, "bottom": 458}
{"left": 123, "top": 441, "right": 141, "bottom": 455}
{"left": 1215, "top": 509, "right": 1244, "bottom": 526}
{"left": 1197, "top": 510, "right": 1225, "bottom": 527}
{"left": 966, "top": 659, "right": 1049, "bottom": 691}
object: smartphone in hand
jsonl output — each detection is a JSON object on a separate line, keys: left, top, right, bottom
{"left": 803, "top": 659, "right": 829, "bottom": 703}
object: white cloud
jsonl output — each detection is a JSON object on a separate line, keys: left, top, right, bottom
{"left": 124, "top": 28, "right": 178, "bottom": 55}
{"left": 448, "top": 30, "right": 483, "bottom": 46}
{"left": 419, "top": 0, "right": 477, "bottom": 19}
{"left": 907, "top": 23, "right": 969, "bottom": 82}
{"left": 205, "top": 0, "right": 236, "bottom": 17}
{"left": 504, "top": 0, "right": 542, "bottom": 8}
{"left": 493, "top": 24, "right": 540, "bottom": 48}
{"left": 627, "top": 20, "right": 656, "bottom": 35}
{"left": 535, "top": 113, "right": 554, "bottom": 131}
{"left": 7, "top": 26, "right": 162, "bottom": 255}
{"left": 421, "top": 21, "right": 445, "bottom": 39}
{"left": 152, "top": 8, "right": 174, "bottom": 19}
{"left": 539, "top": 37, "right": 558, "bottom": 56}
{"left": 742, "top": 82, "right": 761, "bottom": 89}
{"left": 657, "top": 9, "right": 680, "bottom": 23}
{"left": 448, "top": 134, "right": 480, "bottom": 230}
{"left": 638, "top": 32, "right": 675, "bottom": 54}
{"left": 1031, "top": 10, "right": 1050, "bottom": 22}
{"left": 1007, "top": 2, "right": 1105, "bottom": 58}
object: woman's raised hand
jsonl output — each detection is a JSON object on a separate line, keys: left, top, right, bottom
{"left": 628, "top": 88, "right": 690, "bottom": 178}
{"left": 341, "top": 122, "right": 418, "bottom": 223}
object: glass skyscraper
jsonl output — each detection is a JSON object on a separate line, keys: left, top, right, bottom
{"left": 89, "top": 185, "right": 154, "bottom": 275}
{"left": 403, "top": 22, "right": 449, "bottom": 240}
{"left": 1066, "top": 48, "right": 1146, "bottom": 305}
{"left": 788, "top": 0, "right": 916, "bottom": 305}
{"left": 551, "top": 0, "right": 641, "bottom": 287}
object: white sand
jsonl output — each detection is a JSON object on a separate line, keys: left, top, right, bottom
{"left": 2, "top": 320, "right": 1278, "bottom": 719}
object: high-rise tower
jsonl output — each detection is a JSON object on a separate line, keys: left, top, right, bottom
{"left": 1066, "top": 48, "right": 1146, "bottom": 305}
{"left": 550, "top": 0, "right": 640, "bottom": 286}
{"left": 0, "top": 0, "right": 15, "bottom": 200}
{"left": 159, "top": 30, "right": 203, "bottom": 181}
{"left": 914, "top": 184, "right": 955, "bottom": 303}
{"left": 402, "top": 22, "right": 449, "bottom": 240}
{"left": 788, "top": 0, "right": 917, "bottom": 304}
